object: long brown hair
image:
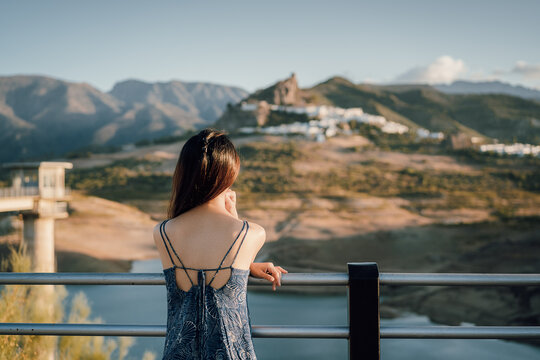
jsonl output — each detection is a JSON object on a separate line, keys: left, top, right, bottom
{"left": 167, "top": 128, "right": 240, "bottom": 218}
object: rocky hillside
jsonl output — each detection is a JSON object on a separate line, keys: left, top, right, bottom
{"left": 0, "top": 75, "right": 247, "bottom": 162}
{"left": 215, "top": 75, "right": 540, "bottom": 145}
{"left": 308, "top": 77, "right": 540, "bottom": 143}
{"left": 246, "top": 72, "right": 303, "bottom": 105}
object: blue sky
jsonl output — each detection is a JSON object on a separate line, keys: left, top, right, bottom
{"left": 1, "top": 0, "right": 539, "bottom": 92}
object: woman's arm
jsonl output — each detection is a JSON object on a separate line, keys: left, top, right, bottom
{"left": 226, "top": 188, "right": 288, "bottom": 290}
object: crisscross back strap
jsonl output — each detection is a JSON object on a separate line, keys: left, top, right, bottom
{"left": 160, "top": 219, "right": 250, "bottom": 287}
{"left": 208, "top": 221, "right": 250, "bottom": 286}
{"left": 160, "top": 219, "right": 194, "bottom": 285}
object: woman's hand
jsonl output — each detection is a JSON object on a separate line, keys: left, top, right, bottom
{"left": 250, "top": 262, "right": 288, "bottom": 291}
{"left": 224, "top": 189, "right": 238, "bottom": 219}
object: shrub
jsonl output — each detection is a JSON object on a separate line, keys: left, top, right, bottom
{"left": 0, "top": 245, "right": 155, "bottom": 360}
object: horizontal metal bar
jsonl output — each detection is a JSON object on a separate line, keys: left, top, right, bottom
{"left": 249, "top": 273, "right": 348, "bottom": 286}
{"left": 0, "top": 273, "right": 166, "bottom": 285}
{"left": 254, "top": 325, "right": 349, "bottom": 338}
{"left": 2, "top": 323, "right": 539, "bottom": 339}
{"left": 1, "top": 272, "right": 539, "bottom": 286}
{"left": 381, "top": 326, "right": 540, "bottom": 339}
{"left": 0, "top": 323, "right": 348, "bottom": 338}
{"left": 379, "top": 273, "right": 540, "bottom": 286}
{"left": 0, "top": 323, "right": 165, "bottom": 337}
{"left": 0, "top": 272, "right": 348, "bottom": 286}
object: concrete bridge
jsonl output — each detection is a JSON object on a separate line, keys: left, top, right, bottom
{"left": 0, "top": 162, "right": 72, "bottom": 360}
{"left": 1, "top": 162, "right": 72, "bottom": 272}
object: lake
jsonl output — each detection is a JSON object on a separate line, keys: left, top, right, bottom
{"left": 62, "top": 259, "right": 540, "bottom": 359}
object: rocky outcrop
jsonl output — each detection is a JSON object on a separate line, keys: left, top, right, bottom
{"left": 445, "top": 132, "right": 474, "bottom": 150}
{"left": 272, "top": 73, "right": 301, "bottom": 105}
{"left": 214, "top": 73, "right": 306, "bottom": 131}
{"left": 255, "top": 101, "right": 271, "bottom": 126}
{"left": 247, "top": 73, "right": 302, "bottom": 106}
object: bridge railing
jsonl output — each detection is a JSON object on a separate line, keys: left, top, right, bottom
{"left": 0, "top": 186, "right": 39, "bottom": 198}
{"left": 0, "top": 186, "right": 71, "bottom": 199}
{"left": 0, "top": 263, "right": 539, "bottom": 360}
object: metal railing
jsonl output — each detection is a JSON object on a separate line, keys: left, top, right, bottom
{"left": 0, "top": 264, "right": 539, "bottom": 359}
{"left": 2, "top": 271, "right": 539, "bottom": 286}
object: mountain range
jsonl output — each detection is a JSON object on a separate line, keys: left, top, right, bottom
{"left": 0, "top": 75, "right": 247, "bottom": 162}
{"left": 2, "top": 74, "right": 540, "bottom": 163}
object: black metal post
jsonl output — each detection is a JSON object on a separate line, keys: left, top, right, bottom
{"left": 348, "top": 262, "right": 380, "bottom": 360}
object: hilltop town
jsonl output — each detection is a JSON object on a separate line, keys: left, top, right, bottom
{"left": 217, "top": 74, "right": 540, "bottom": 157}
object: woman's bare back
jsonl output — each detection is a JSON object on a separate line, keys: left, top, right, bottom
{"left": 153, "top": 205, "right": 265, "bottom": 292}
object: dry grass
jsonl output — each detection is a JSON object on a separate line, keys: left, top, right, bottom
{"left": 0, "top": 245, "right": 155, "bottom": 359}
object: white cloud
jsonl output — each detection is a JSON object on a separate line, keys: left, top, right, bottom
{"left": 510, "top": 61, "right": 540, "bottom": 79}
{"left": 394, "top": 56, "right": 466, "bottom": 84}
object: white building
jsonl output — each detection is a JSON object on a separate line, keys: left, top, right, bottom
{"left": 417, "top": 128, "right": 444, "bottom": 140}
{"left": 381, "top": 122, "right": 409, "bottom": 134}
{"left": 480, "top": 143, "right": 540, "bottom": 157}
{"left": 238, "top": 102, "right": 411, "bottom": 140}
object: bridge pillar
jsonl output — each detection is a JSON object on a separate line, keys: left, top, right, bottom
{"left": 22, "top": 213, "right": 56, "bottom": 273}
{"left": 22, "top": 213, "right": 57, "bottom": 360}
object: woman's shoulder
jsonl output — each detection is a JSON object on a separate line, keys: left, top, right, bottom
{"left": 245, "top": 220, "right": 264, "bottom": 234}
{"left": 152, "top": 218, "right": 180, "bottom": 247}
{"left": 152, "top": 220, "right": 167, "bottom": 248}
{"left": 244, "top": 220, "right": 266, "bottom": 245}
{"left": 152, "top": 218, "right": 171, "bottom": 235}
{"left": 152, "top": 216, "right": 265, "bottom": 244}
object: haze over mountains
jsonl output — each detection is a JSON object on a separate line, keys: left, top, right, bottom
{"left": 0, "top": 75, "right": 248, "bottom": 162}
{"left": 434, "top": 80, "right": 540, "bottom": 100}
{"left": 1, "top": 74, "right": 540, "bottom": 163}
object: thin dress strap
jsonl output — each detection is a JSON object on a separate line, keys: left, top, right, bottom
{"left": 159, "top": 220, "right": 176, "bottom": 265}
{"left": 160, "top": 219, "right": 194, "bottom": 286}
{"left": 208, "top": 221, "right": 250, "bottom": 286}
{"left": 228, "top": 221, "right": 250, "bottom": 267}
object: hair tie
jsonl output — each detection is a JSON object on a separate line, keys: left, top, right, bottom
{"left": 202, "top": 138, "right": 209, "bottom": 155}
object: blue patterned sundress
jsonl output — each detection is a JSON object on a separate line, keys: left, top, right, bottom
{"left": 159, "top": 219, "right": 257, "bottom": 360}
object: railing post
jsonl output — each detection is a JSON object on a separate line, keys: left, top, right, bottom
{"left": 348, "top": 262, "right": 380, "bottom": 360}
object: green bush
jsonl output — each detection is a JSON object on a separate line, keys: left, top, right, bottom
{"left": 264, "top": 111, "right": 310, "bottom": 127}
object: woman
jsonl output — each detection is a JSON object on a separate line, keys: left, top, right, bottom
{"left": 153, "top": 128, "right": 287, "bottom": 360}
